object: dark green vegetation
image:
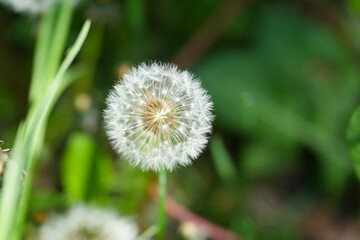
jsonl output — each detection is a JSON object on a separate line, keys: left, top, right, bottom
{"left": 1, "top": 0, "right": 360, "bottom": 239}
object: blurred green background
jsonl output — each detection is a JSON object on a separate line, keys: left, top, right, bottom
{"left": 1, "top": 0, "right": 360, "bottom": 239}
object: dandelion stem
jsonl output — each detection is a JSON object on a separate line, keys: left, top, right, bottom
{"left": 157, "top": 168, "right": 167, "bottom": 240}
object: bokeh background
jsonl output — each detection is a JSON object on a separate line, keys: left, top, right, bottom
{"left": 1, "top": 0, "right": 360, "bottom": 239}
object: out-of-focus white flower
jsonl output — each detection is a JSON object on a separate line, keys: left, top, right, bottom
{"left": 0, "top": 0, "right": 57, "bottom": 14}
{"left": 104, "top": 62, "right": 214, "bottom": 171}
{"left": 38, "top": 204, "right": 138, "bottom": 240}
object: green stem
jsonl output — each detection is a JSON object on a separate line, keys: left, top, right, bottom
{"left": 157, "top": 168, "right": 167, "bottom": 240}
{"left": 29, "top": 6, "right": 55, "bottom": 104}
{"left": 0, "top": 20, "right": 91, "bottom": 240}
{"left": 42, "top": 0, "right": 74, "bottom": 93}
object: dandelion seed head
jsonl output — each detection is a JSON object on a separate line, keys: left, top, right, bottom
{"left": 104, "top": 62, "right": 214, "bottom": 171}
{"left": 38, "top": 204, "right": 138, "bottom": 240}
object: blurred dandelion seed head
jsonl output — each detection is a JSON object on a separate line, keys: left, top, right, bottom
{"left": 0, "top": 0, "right": 58, "bottom": 14}
{"left": 38, "top": 204, "right": 138, "bottom": 240}
{"left": 104, "top": 62, "right": 214, "bottom": 171}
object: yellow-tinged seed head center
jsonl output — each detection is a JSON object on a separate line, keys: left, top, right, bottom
{"left": 141, "top": 99, "right": 177, "bottom": 137}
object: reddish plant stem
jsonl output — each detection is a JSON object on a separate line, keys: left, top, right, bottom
{"left": 149, "top": 183, "right": 242, "bottom": 240}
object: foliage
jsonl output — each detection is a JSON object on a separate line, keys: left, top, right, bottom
{"left": 1, "top": 0, "right": 360, "bottom": 239}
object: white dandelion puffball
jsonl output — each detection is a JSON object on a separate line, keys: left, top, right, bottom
{"left": 0, "top": 0, "right": 57, "bottom": 14}
{"left": 104, "top": 62, "right": 214, "bottom": 171}
{"left": 38, "top": 204, "right": 138, "bottom": 240}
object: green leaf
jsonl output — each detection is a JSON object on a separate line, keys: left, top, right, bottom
{"left": 210, "top": 135, "right": 237, "bottom": 184}
{"left": 347, "top": 0, "right": 360, "bottom": 13}
{"left": 0, "top": 19, "right": 91, "bottom": 240}
{"left": 346, "top": 105, "right": 360, "bottom": 180}
{"left": 61, "top": 132, "right": 95, "bottom": 201}
{"left": 30, "top": 191, "right": 66, "bottom": 212}
{"left": 88, "top": 151, "right": 115, "bottom": 203}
